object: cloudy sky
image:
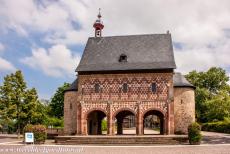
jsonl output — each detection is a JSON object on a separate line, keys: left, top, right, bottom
{"left": 0, "top": 0, "right": 230, "bottom": 99}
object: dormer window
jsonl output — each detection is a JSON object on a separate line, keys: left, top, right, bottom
{"left": 119, "top": 54, "right": 127, "bottom": 62}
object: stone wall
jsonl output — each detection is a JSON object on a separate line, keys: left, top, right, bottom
{"left": 64, "top": 91, "right": 78, "bottom": 135}
{"left": 174, "top": 87, "right": 195, "bottom": 134}
{"left": 76, "top": 73, "right": 174, "bottom": 135}
{"left": 78, "top": 73, "right": 172, "bottom": 102}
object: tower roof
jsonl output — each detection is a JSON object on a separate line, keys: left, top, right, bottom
{"left": 64, "top": 79, "right": 78, "bottom": 92}
{"left": 76, "top": 34, "right": 176, "bottom": 72}
{"left": 173, "top": 72, "right": 195, "bottom": 88}
{"left": 93, "top": 8, "right": 104, "bottom": 29}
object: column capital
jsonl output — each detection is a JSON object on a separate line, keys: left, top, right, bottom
{"left": 107, "top": 100, "right": 113, "bottom": 105}
{"left": 80, "top": 101, "right": 84, "bottom": 107}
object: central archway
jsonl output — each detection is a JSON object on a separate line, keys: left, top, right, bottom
{"left": 114, "top": 109, "right": 136, "bottom": 135}
{"left": 87, "top": 110, "right": 107, "bottom": 135}
{"left": 143, "top": 110, "right": 165, "bottom": 135}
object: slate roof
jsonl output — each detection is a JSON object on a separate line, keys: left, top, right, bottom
{"left": 64, "top": 79, "right": 78, "bottom": 92}
{"left": 76, "top": 34, "right": 176, "bottom": 72}
{"left": 173, "top": 72, "right": 195, "bottom": 88}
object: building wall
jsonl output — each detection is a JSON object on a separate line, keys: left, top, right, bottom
{"left": 64, "top": 91, "right": 78, "bottom": 135}
{"left": 78, "top": 73, "right": 172, "bottom": 102}
{"left": 174, "top": 87, "right": 195, "bottom": 134}
{"left": 76, "top": 72, "right": 174, "bottom": 135}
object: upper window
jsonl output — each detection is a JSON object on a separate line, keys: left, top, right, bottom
{"left": 95, "top": 83, "right": 100, "bottom": 93}
{"left": 151, "top": 83, "right": 157, "bottom": 93}
{"left": 119, "top": 54, "right": 127, "bottom": 62}
{"left": 70, "top": 103, "right": 72, "bottom": 110}
{"left": 123, "top": 83, "right": 128, "bottom": 93}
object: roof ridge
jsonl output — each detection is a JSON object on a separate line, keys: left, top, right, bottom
{"left": 88, "top": 33, "right": 170, "bottom": 39}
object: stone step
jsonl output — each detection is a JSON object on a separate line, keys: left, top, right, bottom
{"left": 55, "top": 135, "right": 188, "bottom": 145}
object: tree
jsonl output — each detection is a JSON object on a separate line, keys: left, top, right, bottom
{"left": 205, "top": 90, "right": 230, "bottom": 121}
{"left": 0, "top": 70, "right": 45, "bottom": 137}
{"left": 185, "top": 67, "right": 230, "bottom": 123}
{"left": 49, "top": 83, "right": 70, "bottom": 118}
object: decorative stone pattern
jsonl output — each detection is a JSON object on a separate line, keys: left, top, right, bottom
{"left": 73, "top": 73, "right": 174, "bottom": 135}
{"left": 78, "top": 73, "right": 172, "bottom": 117}
{"left": 79, "top": 73, "right": 171, "bottom": 102}
{"left": 174, "top": 87, "right": 195, "bottom": 134}
{"left": 139, "top": 101, "right": 168, "bottom": 114}
{"left": 81, "top": 101, "right": 108, "bottom": 116}
{"left": 112, "top": 101, "right": 138, "bottom": 117}
{"left": 64, "top": 72, "right": 195, "bottom": 136}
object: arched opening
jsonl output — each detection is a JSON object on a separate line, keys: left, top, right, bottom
{"left": 143, "top": 110, "right": 164, "bottom": 135}
{"left": 87, "top": 110, "right": 107, "bottom": 135}
{"left": 114, "top": 110, "right": 136, "bottom": 135}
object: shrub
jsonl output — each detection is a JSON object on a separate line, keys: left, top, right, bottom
{"left": 202, "top": 120, "right": 230, "bottom": 133}
{"left": 24, "top": 124, "right": 47, "bottom": 144}
{"left": 188, "top": 122, "right": 202, "bottom": 145}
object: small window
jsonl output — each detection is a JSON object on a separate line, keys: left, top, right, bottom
{"left": 123, "top": 83, "right": 128, "bottom": 93}
{"left": 119, "top": 54, "right": 127, "bottom": 62}
{"left": 70, "top": 103, "right": 72, "bottom": 110}
{"left": 151, "top": 83, "right": 157, "bottom": 93}
{"left": 95, "top": 83, "right": 100, "bottom": 93}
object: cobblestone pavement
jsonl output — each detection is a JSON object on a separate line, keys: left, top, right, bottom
{"left": 202, "top": 131, "right": 230, "bottom": 144}
{"left": 1, "top": 131, "right": 230, "bottom": 154}
{"left": 1, "top": 144, "right": 230, "bottom": 154}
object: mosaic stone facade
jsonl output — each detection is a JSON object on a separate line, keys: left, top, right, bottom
{"left": 64, "top": 72, "right": 181, "bottom": 135}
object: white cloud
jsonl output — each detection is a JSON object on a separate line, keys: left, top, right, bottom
{"left": 0, "top": 57, "right": 16, "bottom": 72}
{"left": 1, "top": 0, "right": 230, "bottom": 74}
{"left": 0, "top": 42, "right": 16, "bottom": 72}
{"left": 20, "top": 44, "right": 81, "bottom": 77}
{"left": 175, "top": 37, "right": 230, "bottom": 73}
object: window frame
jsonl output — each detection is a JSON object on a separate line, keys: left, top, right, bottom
{"left": 151, "top": 82, "right": 157, "bottom": 93}
{"left": 122, "top": 83, "right": 128, "bottom": 93}
{"left": 119, "top": 54, "right": 127, "bottom": 62}
{"left": 95, "top": 83, "right": 100, "bottom": 93}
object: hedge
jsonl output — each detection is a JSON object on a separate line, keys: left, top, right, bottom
{"left": 188, "top": 122, "right": 202, "bottom": 145}
{"left": 202, "top": 121, "right": 230, "bottom": 133}
{"left": 24, "top": 124, "right": 47, "bottom": 144}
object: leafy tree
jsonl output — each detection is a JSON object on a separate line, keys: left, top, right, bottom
{"left": 0, "top": 70, "right": 45, "bottom": 136}
{"left": 185, "top": 67, "right": 230, "bottom": 123}
{"left": 205, "top": 90, "right": 230, "bottom": 121}
{"left": 49, "top": 83, "right": 70, "bottom": 118}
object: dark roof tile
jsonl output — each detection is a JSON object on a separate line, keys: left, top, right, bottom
{"left": 76, "top": 34, "right": 176, "bottom": 72}
{"left": 64, "top": 79, "right": 78, "bottom": 92}
{"left": 173, "top": 72, "right": 195, "bottom": 88}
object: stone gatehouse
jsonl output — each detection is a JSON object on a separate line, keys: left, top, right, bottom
{"left": 63, "top": 11, "right": 195, "bottom": 136}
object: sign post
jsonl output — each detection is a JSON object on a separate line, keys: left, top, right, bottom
{"left": 25, "top": 132, "right": 34, "bottom": 144}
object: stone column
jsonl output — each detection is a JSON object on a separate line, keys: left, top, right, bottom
{"left": 136, "top": 101, "right": 143, "bottom": 135}
{"left": 107, "top": 101, "right": 114, "bottom": 135}
{"left": 80, "top": 101, "right": 87, "bottom": 135}
{"left": 166, "top": 99, "right": 174, "bottom": 135}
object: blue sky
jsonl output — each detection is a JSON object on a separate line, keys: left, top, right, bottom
{"left": 0, "top": 0, "right": 230, "bottom": 99}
